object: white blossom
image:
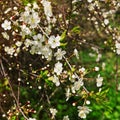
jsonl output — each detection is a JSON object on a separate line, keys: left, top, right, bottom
{"left": 78, "top": 110, "right": 86, "bottom": 119}
{"left": 4, "top": 46, "right": 15, "bottom": 56}
{"left": 20, "top": 4, "right": 31, "bottom": 21}
{"left": 15, "top": 41, "right": 22, "bottom": 47}
{"left": 16, "top": 47, "right": 20, "bottom": 54}
{"left": 65, "top": 88, "right": 71, "bottom": 101}
{"left": 87, "top": 0, "right": 93, "bottom": 3}
{"left": 28, "top": 118, "right": 36, "bottom": 120}
{"left": 104, "top": 19, "right": 109, "bottom": 25}
{"left": 33, "top": 34, "right": 42, "bottom": 40}
{"left": 54, "top": 49, "right": 66, "bottom": 60}
{"left": 52, "top": 75, "right": 60, "bottom": 86}
{"left": 1, "top": 20, "right": 11, "bottom": 30}
{"left": 96, "top": 53, "right": 102, "bottom": 62}
{"left": 79, "top": 67, "right": 86, "bottom": 75}
{"left": 94, "top": 66, "right": 99, "bottom": 71}
{"left": 2, "top": 114, "right": 6, "bottom": 117}
{"left": 72, "top": 80, "right": 83, "bottom": 93}
{"left": 74, "top": 48, "right": 79, "bottom": 59}
{"left": 41, "top": 0, "right": 53, "bottom": 21}
{"left": 115, "top": 41, "right": 120, "bottom": 55}
{"left": 54, "top": 62, "right": 63, "bottom": 75}
{"left": 45, "top": 25, "right": 52, "bottom": 34}
{"left": 19, "top": 10, "right": 30, "bottom": 23}
{"left": 86, "top": 100, "right": 90, "bottom": 105}
{"left": 102, "top": 62, "right": 106, "bottom": 70}
{"left": 78, "top": 106, "right": 92, "bottom": 119}
{"left": 41, "top": 45, "right": 52, "bottom": 60}
{"left": 30, "top": 41, "right": 43, "bottom": 55}
{"left": 1, "top": 32, "right": 9, "bottom": 40}
{"left": 88, "top": 3, "right": 95, "bottom": 11}
{"left": 28, "top": 11, "right": 40, "bottom": 28}
{"left": 63, "top": 115, "right": 69, "bottom": 120}
{"left": 20, "top": 25, "right": 31, "bottom": 36}
{"left": 48, "top": 35, "right": 60, "bottom": 48}
{"left": 13, "top": 6, "right": 18, "bottom": 10}
{"left": 24, "top": 39, "right": 32, "bottom": 48}
{"left": 96, "top": 74, "right": 103, "bottom": 87}
{"left": 33, "top": 2, "right": 39, "bottom": 9}
{"left": 50, "top": 108, "right": 57, "bottom": 118}
{"left": 116, "top": 49, "right": 120, "bottom": 55}
{"left": 19, "top": 3, "right": 40, "bottom": 28}
{"left": 116, "top": 41, "right": 120, "bottom": 48}
{"left": 51, "top": 17, "right": 57, "bottom": 24}
{"left": 117, "top": 84, "right": 120, "bottom": 91}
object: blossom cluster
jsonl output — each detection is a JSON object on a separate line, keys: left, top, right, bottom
{"left": 115, "top": 36, "right": 120, "bottom": 55}
{"left": 0, "top": 0, "right": 119, "bottom": 119}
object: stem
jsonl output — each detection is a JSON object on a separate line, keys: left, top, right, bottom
{"left": 0, "top": 103, "right": 7, "bottom": 119}
{"left": 38, "top": 25, "right": 49, "bottom": 39}
{"left": 0, "top": 60, "right": 29, "bottom": 120}
{"left": 38, "top": 24, "right": 89, "bottom": 94}
{"left": 63, "top": 56, "right": 89, "bottom": 94}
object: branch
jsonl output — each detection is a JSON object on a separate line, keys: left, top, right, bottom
{"left": 0, "top": 60, "right": 29, "bottom": 120}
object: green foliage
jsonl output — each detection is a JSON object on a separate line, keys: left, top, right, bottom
{"left": 60, "top": 30, "right": 67, "bottom": 41}
{"left": 21, "top": 0, "right": 37, "bottom": 5}
{"left": 0, "top": 78, "right": 10, "bottom": 92}
{"left": 11, "top": 116, "right": 16, "bottom": 120}
{"left": 71, "top": 26, "right": 81, "bottom": 34}
{"left": 0, "top": 0, "right": 120, "bottom": 120}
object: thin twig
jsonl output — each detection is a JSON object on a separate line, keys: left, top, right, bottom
{"left": 38, "top": 24, "right": 89, "bottom": 94}
{"left": 18, "top": 77, "right": 20, "bottom": 104}
{"left": 0, "top": 103, "right": 7, "bottom": 119}
{"left": 38, "top": 25, "right": 49, "bottom": 39}
{"left": 63, "top": 56, "right": 89, "bottom": 94}
{"left": 0, "top": 60, "right": 29, "bottom": 120}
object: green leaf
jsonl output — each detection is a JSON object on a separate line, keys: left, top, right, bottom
{"left": 45, "top": 79, "right": 53, "bottom": 87}
{"left": 11, "top": 116, "right": 16, "bottom": 120}
{"left": 71, "top": 26, "right": 81, "bottom": 34}
{"left": 21, "top": 0, "right": 36, "bottom": 5}
{"left": 40, "top": 70, "right": 48, "bottom": 79}
{"left": 60, "top": 42, "right": 67, "bottom": 47}
{"left": 60, "top": 30, "right": 67, "bottom": 41}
